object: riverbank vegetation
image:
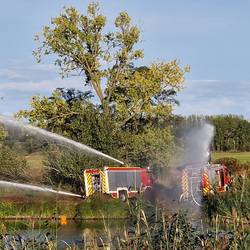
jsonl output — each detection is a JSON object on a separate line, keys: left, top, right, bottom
{"left": 0, "top": 2, "right": 249, "bottom": 248}
{"left": 0, "top": 193, "right": 128, "bottom": 219}
{"left": 0, "top": 203, "right": 249, "bottom": 249}
{"left": 203, "top": 157, "right": 250, "bottom": 223}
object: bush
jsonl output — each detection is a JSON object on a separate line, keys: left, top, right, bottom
{"left": 239, "top": 161, "right": 250, "bottom": 177}
{"left": 0, "top": 146, "right": 27, "bottom": 181}
{"left": 214, "top": 157, "right": 239, "bottom": 167}
{"left": 214, "top": 157, "right": 250, "bottom": 177}
{"left": 214, "top": 157, "right": 241, "bottom": 173}
{"left": 76, "top": 193, "right": 128, "bottom": 219}
{"left": 203, "top": 176, "right": 250, "bottom": 219}
{"left": 44, "top": 149, "right": 105, "bottom": 193}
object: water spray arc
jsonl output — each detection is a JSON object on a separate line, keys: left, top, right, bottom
{"left": 0, "top": 116, "right": 124, "bottom": 165}
{"left": 0, "top": 180, "right": 82, "bottom": 198}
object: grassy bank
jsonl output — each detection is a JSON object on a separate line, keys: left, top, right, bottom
{"left": 212, "top": 151, "right": 250, "bottom": 163}
{"left": 0, "top": 194, "right": 128, "bottom": 219}
{"left": 25, "top": 152, "right": 46, "bottom": 182}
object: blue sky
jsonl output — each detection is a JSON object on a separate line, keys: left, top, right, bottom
{"left": 0, "top": 1, "right": 249, "bottom": 118}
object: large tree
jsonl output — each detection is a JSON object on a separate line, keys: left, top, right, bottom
{"left": 33, "top": 2, "right": 188, "bottom": 126}
{"left": 16, "top": 2, "right": 188, "bottom": 189}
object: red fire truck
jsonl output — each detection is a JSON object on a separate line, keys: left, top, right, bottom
{"left": 201, "top": 164, "right": 231, "bottom": 195}
{"left": 84, "top": 166, "right": 152, "bottom": 201}
{"left": 180, "top": 164, "right": 232, "bottom": 206}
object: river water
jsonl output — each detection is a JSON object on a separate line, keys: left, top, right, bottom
{"left": 0, "top": 219, "right": 127, "bottom": 249}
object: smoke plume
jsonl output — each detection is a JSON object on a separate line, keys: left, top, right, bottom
{"left": 182, "top": 122, "right": 215, "bottom": 166}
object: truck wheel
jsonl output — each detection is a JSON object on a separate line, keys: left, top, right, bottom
{"left": 119, "top": 191, "right": 127, "bottom": 202}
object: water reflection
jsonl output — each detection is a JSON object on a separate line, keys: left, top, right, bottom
{"left": 0, "top": 219, "right": 127, "bottom": 249}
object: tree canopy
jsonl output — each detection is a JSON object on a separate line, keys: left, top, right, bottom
{"left": 16, "top": 2, "right": 189, "bottom": 190}
{"left": 33, "top": 2, "right": 188, "bottom": 126}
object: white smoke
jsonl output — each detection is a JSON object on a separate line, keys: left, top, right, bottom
{"left": 182, "top": 122, "right": 215, "bottom": 166}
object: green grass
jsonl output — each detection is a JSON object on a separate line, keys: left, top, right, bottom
{"left": 212, "top": 151, "right": 250, "bottom": 163}
{"left": 76, "top": 194, "right": 128, "bottom": 219}
{"left": 0, "top": 194, "right": 128, "bottom": 219}
{"left": 25, "top": 152, "right": 45, "bottom": 168}
{"left": 25, "top": 152, "right": 46, "bottom": 181}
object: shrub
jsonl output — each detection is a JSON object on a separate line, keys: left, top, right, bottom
{"left": 214, "top": 157, "right": 239, "bottom": 167}
{"left": 203, "top": 175, "right": 250, "bottom": 219}
{"left": 215, "top": 157, "right": 250, "bottom": 177}
{"left": 214, "top": 157, "right": 241, "bottom": 173}
{"left": 44, "top": 149, "right": 105, "bottom": 193}
{"left": 0, "top": 146, "right": 27, "bottom": 181}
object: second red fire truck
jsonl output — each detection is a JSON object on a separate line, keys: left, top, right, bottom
{"left": 180, "top": 164, "right": 232, "bottom": 206}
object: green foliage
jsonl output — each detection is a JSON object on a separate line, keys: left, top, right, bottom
{"left": 0, "top": 201, "right": 64, "bottom": 218}
{"left": 17, "top": 89, "right": 118, "bottom": 153}
{"left": 0, "top": 146, "right": 27, "bottom": 181}
{"left": 110, "top": 62, "right": 188, "bottom": 126}
{"left": 0, "top": 126, "right": 7, "bottom": 143}
{"left": 119, "top": 127, "right": 176, "bottom": 167}
{"left": 16, "top": 2, "right": 188, "bottom": 188}
{"left": 33, "top": 3, "right": 144, "bottom": 106}
{"left": 203, "top": 174, "right": 250, "bottom": 219}
{"left": 122, "top": 202, "right": 250, "bottom": 250}
{"left": 0, "top": 196, "right": 127, "bottom": 220}
{"left": 45, "top": 150, "right": 95, "bottom": 193}
{"left": 16, "top": 90, "right": 88, "bottom": 133}
{"left": 76, "top": 193, "right": 128, "bottom": 219}
{"left": 210, "top": 115, "right": 250, "bottom": 151}
{"left": 214, "top": 157, "right": 241, "bottom": 173}
{"left": 33, "top": 2, "right": 188, "bottom": 123}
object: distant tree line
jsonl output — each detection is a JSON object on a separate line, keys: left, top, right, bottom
{"left": 172, "top": 115, "right": 250, "bottom": 152}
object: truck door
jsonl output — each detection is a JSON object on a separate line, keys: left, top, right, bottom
{"left": 84, "top": 169, "right": 103, "bottom": 197}
{"left": 216, "top": 168, "right": 225, "bottom": 192}
{"left": 219, "top": 169, "right": 225, "bottom": 188}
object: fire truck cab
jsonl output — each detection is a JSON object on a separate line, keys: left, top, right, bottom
{"left": 201, "top": 164, "right": 231, "bottom": 196}
{"left": 84, "top": 166, "right": 152, "bottom": 201}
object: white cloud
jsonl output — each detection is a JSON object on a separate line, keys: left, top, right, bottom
{"left": 0, "top": 69, "right": 28, "bottom": 81}
{"left": 0, "top": 77, "right": 84, "bottom": 93}
{"left": 0, "top": 62, "right": 86, "bottom": 94}
{"left": 0, "top": 63, "right": 60, "bottom": 83}
{"left": 0, "top": 77, "right": 88, "bottom": 115}
{"left": 0, "top": 62, "right": 91, "bottom": 114}
{"left": 31, "top": 63, "right": 57, "bottom": 72}
{"left": 186, "top": 79, "right": 221, "bottom": 83}
{"left": 175, "top": 97, "right": 235, "bottom": 115}
{"left": 175, "top": 79, "right": 250, "bottom": 118}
